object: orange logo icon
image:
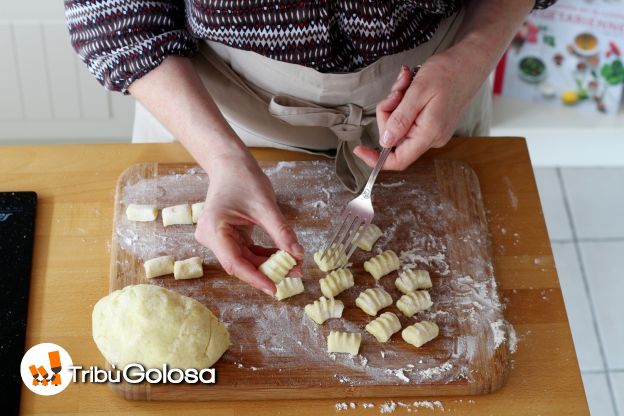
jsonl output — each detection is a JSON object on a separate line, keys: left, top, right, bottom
{"left": 21, "top": 343, "right": 72, "bottom": 396}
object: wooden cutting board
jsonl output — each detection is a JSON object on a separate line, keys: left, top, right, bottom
{"left": 108, "top": 159, "right": 511, "bottom": 401}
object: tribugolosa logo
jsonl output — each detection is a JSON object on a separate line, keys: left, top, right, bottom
{"left": 20, "top": 343, "right": 73, "bottom": 396}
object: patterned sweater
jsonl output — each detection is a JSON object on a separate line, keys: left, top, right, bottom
{"left": 65, "top": 0, "right": 555, "bottom": 93}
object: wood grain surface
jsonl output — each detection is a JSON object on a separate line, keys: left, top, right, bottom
{"left": 108, "top": 159, "right": 509, "bottom": 400}
{"left": 3, "top": 138, "right": 589, "bottom": 415}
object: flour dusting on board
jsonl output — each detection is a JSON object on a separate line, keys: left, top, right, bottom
{"left": 115, "top": 160, "right": 513, "bottom": 389}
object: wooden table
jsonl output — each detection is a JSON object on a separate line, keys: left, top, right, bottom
{"left": 2, "top": 138, "right": 588, "bottom": 415}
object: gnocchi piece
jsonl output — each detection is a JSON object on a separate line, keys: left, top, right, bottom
{"left": 126, "top": 204, "right": 158, "bottom": 222}
{"left": 162, "top": 204, "right": 193, "bottom": 227}
{"left": 313, "top": 244, "right": 347, "bottom": 272}
{"left": 396, "top": 290, "right": 433, "bottom": 317}
{"left": 143, "top": 255, "right": 174, "bottom": 279}
{"left": 395, "top": 269, "right": 432, "bottom": 294}
{"left": 258, "top": 250, "right": 297, "bottom": 284}
{"left": 173, "top": 257, "right": 204, "bottom": 280}
{"left": 353, "top": 224, "right": 383, "bottom": 251}
{"left": 191, "top": 202, "right": 204, "bottom": 223}
{"left": 275, "top": 277, "right": 305, "bottom": 300}
{"left": 363, "top": 250, "right": 400, "bottom": 280}
{"left": 365, "top": 312, "right": 401, "bottom": 343}
{"left": 355, "top": 288, "right": 393, "bottom": 316}
{"left": 327, "top": 331, "right": 361, "bottom": 355}
{"left": 319, "top": 268, "right": 354, "bottom": 298}
{"left": 304, "top": 297, "right": 344, "bottom": 324}
{"left": 402, "top": 321, "right": 439, "bottom": 348}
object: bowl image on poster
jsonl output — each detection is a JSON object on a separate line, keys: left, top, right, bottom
{"left": 572, "top": 32, "right": 599, "bottom": 57}
{"left": 518, "top": 56, "right": 548, "bottom": 83}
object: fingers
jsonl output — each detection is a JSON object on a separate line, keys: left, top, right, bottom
{"left": 390, "top": 65, "right": 413, "bottom": 93}
{"left": 257, "top": 206, "right": 304, "bottom": 260}
{"left": 380, "top": 74, "right": 430, "bottom": 148}
{"left": 208, "top": 225, "right": 277, "bottom": 296}
{"left": 195, "top": 221, "right": 276, "bottom": 296}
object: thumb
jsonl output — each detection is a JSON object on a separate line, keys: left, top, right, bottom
{"left": 258, "top": 205, "right": 304, "bottom": 259}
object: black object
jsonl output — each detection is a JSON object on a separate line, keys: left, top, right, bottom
{"left": 0, "top": 192, "right": 37, "bottom": 415}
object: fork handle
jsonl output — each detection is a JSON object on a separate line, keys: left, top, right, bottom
{"left": 361, "top": 147, "right": 392, "bottom": 198}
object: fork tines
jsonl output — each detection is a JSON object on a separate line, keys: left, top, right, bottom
{"left": 319, "top": 209, "right": 369, "bottom": 268}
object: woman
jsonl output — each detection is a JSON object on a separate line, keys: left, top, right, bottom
{"left": 66, "top": 0, "right": 554, "bottom": 295}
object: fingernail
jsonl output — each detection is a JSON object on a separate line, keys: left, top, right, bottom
{"left": 396, "top": 68, "right": 405, "bottom": 81}
{"left": 291, "top": 243, "right": 304, "bottom": 256}
{"left": 263, "top": 287, "right": 275, "bottom": 297}
{"left": 381, "top": 130, "right": 393, "bottom": 147}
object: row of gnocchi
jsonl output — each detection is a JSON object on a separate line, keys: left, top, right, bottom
{"left": 126, "top": 203, "right": 205, "bottom": 226}
{"left": 143, "top": 255, "right": 204, "bottom": 280}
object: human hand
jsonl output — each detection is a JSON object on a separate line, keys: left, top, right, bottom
{"left": 194, "top": 153, "right": 303, "bottom": 296}
{"left": 354, "top": 52, "right": 485, "bottom": 170}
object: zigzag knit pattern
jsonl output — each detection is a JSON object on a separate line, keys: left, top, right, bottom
{"left": 64, "top": 0, "right": 556, "bottom": 93}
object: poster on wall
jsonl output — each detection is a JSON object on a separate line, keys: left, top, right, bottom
{"left": 494, "top": 0, "right": 624, "bottom": 115}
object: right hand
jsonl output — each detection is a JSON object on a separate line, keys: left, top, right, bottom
{"left": 194, "top": 153, "right": 304, "bottom": 296}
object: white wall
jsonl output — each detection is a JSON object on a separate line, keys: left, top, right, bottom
{"left": 0, "top": 0, "right": 134, "bottom": 144}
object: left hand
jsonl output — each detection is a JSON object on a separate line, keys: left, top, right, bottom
{"left": 354, "top": 51, "right": 485, "bottom": 170}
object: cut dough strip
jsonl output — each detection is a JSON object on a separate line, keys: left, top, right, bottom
{"left": 402, "top": 321, "right": 439, "bottom": 348}
{"left": 396, "top": 290, "right": 433, "bottom": 317}
{"left": 191, "top": 202, "right": 204, "bottom": 223}
{"left": 259, "top": 250, "right": 297, "bottom": 283}
{"left": 395, "top": 269, "right": 432, "bottom": 294}
{"left": 327, "top": 331, "right": 361, "bottom": 355}
{"left": 353, "top": 224, "right": 383, "bottom": 251}
{"left": 319, "top": 268, "right": 354, "bottom": 298}
{"left": 126, "top": 204, "right": 158, "bottom": 222}
{"left": 355, "top": 287, "right": 393, "bottom": 316}
{"left": 304, "top": 297, "right": 344, "bottom": 324}
{"left": 162, "top": 204, "right": 193, "bottom": 227}
{"left": 363, "top": 250, "right": 400, "bottom": 280}
{"left": 365, "top": 312, "right": 401, "bottom": 343}
{"left": 313, "top": 244, "right": 347, "bottom": 272}
{"left": 173, "top": 257, "right": 204, "bottom": 280}
{"left": 143, "top": 255, "right": 174, "bottom": 279}
{"left": 275, "top": 277, "right": 305, "bottom": 300}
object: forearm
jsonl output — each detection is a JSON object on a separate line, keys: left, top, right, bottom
{"left": 441, "top": 0, "right": 534, "bottom": 91}
{"left": 128, "top": 56, "right": 251, "bottom": 174}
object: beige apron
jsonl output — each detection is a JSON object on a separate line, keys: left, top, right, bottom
{"left": 132, "top": 8, "right": 491, "bottom": 192}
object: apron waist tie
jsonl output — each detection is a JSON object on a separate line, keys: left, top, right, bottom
{"left": 269, "top": 95, "right": 375, "bottom": 193}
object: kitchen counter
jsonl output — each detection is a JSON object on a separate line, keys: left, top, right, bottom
{"left": 2, "top": 138, "right": 588, "bottom": 415}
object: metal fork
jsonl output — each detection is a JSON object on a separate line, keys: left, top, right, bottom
{"left": 318, "top": 146, "right": 393, "bottom": 267}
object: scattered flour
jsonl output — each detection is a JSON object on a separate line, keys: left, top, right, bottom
{"left": 380, "top": 401, "right": 397, "bottom": 414}
{"left": 336, "top": 402, "right": 348, "bottom": 411}
{"left": 117, "top": 161, "right": 513, "bottom": 392}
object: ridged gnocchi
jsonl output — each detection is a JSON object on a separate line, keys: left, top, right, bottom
{"left": 365, "top": 312, "right": 401, "bottom": 343}
{"left": 327, "top": 331, "right": 361, "bottom": 355}
{"left": 355, "top": 287, "right": 393, "bottom": 316}
{"left": 259, "top": 250, "right": 297, "bottom": 283}
{"left": 304, "top": 297, "right": 344, "bottom": 324}
{"left": 275, "top": 277, "right": 305, "bottom": 300}
{"left": 313, "top": 244, "right": 347, "bottom": 272}
{"left": 319, "top": 268, "right": 354, "bottom": 298}
{"left": 353, "top": 224, "right": 383, "bottom": 251}
{"left": 396, "top": 290, "right": 433, "bottom": 317}
{"left": 395, "top": 269, "right": 432, "bottom": 294}
{"left": 363, "top": 250, "right": 400, "bottom": 280}
{"left": 402, "top": 321, "right": 439, "bottom": 348}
